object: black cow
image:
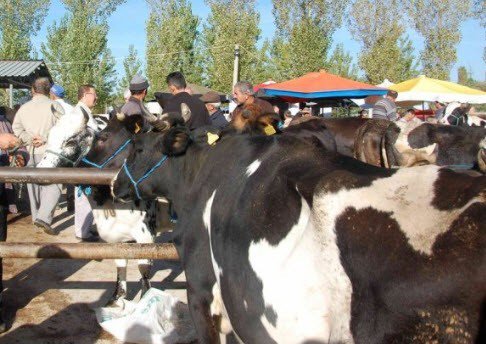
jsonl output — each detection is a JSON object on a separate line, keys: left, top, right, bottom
{"left": 112, "top": 120, "right": 486, "bottom": 343}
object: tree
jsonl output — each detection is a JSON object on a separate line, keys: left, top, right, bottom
{"left": 117, "top": 44, "right": 142, "bottom": 97}
{"left": 41, "top": 0, "right": 123, "bottom": 112}
{"left": 407, "top": 0, "right": 471, "bottom": 80}
{"left": 270, "top": 0, "right": 348, "bottom": 80}
{"left": 327, "top": 43, "right": 359, "bottom": 80}
{"left": 145, "top": 0, "right": 199, "bottom": 94}
{"left": 457, "top": 66, "right": 470, "bottom": 84}
{"left": 348, "top": 0, "right": 418, "bottom": 84}
{"left": 201, "top": 0, "right": 262, "bottom": 92}
{"left": 0, "top": 0, "right": 50, "bottom": 59}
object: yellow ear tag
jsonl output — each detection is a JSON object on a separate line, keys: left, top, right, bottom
{"left": 134, "top": 122, "right": 141, "bottom": 134}
{"left": 264, "top": 124, "right": 276, "bottom": 136}
{"left": 207, "top": 132, "right": 220, "bottom": 146}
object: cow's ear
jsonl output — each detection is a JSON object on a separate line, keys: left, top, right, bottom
{"left": 124, "top": 115, "right": 144, "bottom": 134}
{"left": 161, "top": 127, "right": 191, "bottom": 156}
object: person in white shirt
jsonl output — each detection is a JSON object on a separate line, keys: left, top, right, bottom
{"left": 50, "top": 84, "right": 74, "bottom": 115}
{"left": 50, "top": 84, "right": 76, "bottom": 212}
{"left": 72, "top": 84, "right": 100, "bottom": 242}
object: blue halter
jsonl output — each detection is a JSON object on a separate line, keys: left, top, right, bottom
{"left": 122, "top": 155, "right": 168, "bottom": 200}
{"left": 81, "top": 138, "right": 132, "bottom": 168}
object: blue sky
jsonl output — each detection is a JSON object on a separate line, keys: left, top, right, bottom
{"left": 32, "top": 0, "right": 485, "bottom": 83}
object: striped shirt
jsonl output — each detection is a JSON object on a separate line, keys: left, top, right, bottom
{"left": 372, "top": 98, "right": 397, "bottom": 121}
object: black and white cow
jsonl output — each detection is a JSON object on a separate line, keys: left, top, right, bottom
{"left": 112, "top": 122, "right": 486, "bottom": 343}
{"left": 38, "top": 110, "right": 164, "bottom": 305}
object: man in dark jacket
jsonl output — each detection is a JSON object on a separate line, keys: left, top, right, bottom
{"left": 231, "top": 81, "right": 274, "bottom": 121}
{"left": 164, "top": 72, "right": 210, "bottom": 130}
{"left": 200, "top": 91, "right": 228, "bottom": 129}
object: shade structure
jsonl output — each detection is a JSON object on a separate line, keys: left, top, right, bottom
{"left": 390, "top": 75, "right": 486, "bottom": 104}
{"left": 261, "top": 71, "right": 387, "bottom": 101}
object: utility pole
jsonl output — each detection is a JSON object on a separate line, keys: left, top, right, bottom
{"left": 232, "top": 44, "right": 240, "bottom": 86}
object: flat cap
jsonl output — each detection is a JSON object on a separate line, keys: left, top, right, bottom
{"left": 200, "top": 91, "right": 221, "bottom": 103}
{"left": 129, "top": 75, "right": 149, "bottom": 91}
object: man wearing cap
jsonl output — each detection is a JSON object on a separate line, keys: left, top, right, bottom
{"left": 13, "top": 77, "right": 64, "bottom": 236}
{"left": 200, "top": 91, "right": 228, "bottom": 129}
{"left": 372, "top": 90, "right": 399, "bottom": 121}
{"left": 50, "top": 84, "right": 74, "bottom": 115}
{"left": 164, "top": 71, "right": 210, "bottom": 130}
{"left": 121, "top": 75, "right": 150, "bottom": 118}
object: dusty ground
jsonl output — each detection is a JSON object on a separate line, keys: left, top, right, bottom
{"left": 0, "top": 195, "right": 186, "bottom": 344}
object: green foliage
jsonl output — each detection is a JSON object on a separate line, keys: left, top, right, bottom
{"left": 145, "top": 0, "right": 199, "bottom": 95}
{"left": 327, "top": 43, "right": 359, "bottom": 80}
{"left": 41, "top": 0, "right": 122, "bottom": 112}
{"left": 457, "top": 66, "right": 470, "bottom": 84}
{"left": 407, "top": 0, "right": 471, "bottom": 80}
{"left": 348, "top": 0, "right": 418, "bottom": 84}
{"left": 0, "top": 0, "right": 50, "bottom": 59}
{"left": 201, "top": 0, "right": 262, "bottom": 92}
{"left": 270, "top": 17, "right": 331, "bottom": 80}
{"left": 270, "top": 0, "right": 347, "bottom": 80}
{"left": 117, "top": 44, "right": 142, "bottom": 98}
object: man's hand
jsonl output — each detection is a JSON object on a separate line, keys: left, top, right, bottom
{"left": 32, "top": 135, "right": 45, "bottom": 148}
{"left": 0, "top": 133, "right": 20, "bottom": 150}
{"left": 9, "top": 154, "right": 26, "bottom": 167}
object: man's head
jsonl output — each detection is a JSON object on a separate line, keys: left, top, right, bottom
{"left": 129, "top": 75, "right": 149, "bottom": 100}
{"left": 31, "top": 77, "right": 51, "bottom": 96}
{"left": 78, "top": 84, "right": 97, "bottom": 109}
{"left": 386, "top": 90, "right": 398, "bottom": 101}
{"left": 166, "top": 72, "right": 187, "bottom": 95}
{"left": 50, "top": 84, "right": 65, "bottom": 100}
{"left": 233, "top": 81, "right": 254, "bottom": 105}
{"left": 200, "top": 91, "right": 221, "bottom": 114}
{"left": 434, "top": 100, "right": 445, "bottom": 109}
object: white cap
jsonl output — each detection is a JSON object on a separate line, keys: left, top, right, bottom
{"left": 146, "top": 102, "right": 163, "bottom": 115}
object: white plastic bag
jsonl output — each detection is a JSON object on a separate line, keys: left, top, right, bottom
{"left": 95, "top": 288, "right": 196, "bottom": 344}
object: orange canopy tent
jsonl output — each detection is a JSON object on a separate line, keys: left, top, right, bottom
{"left": 260, "top": 71, "right": 387, "bottom": 102}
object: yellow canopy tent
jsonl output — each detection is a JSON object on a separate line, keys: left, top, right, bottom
{"left": 390, "top": 75, "right": 486, "bottom": 104}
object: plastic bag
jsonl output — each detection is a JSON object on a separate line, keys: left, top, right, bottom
{"left": 95, "top": 288, "right": 196, "bottom": 344}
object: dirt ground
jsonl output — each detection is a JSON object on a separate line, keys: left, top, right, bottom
{"left": 0, "top": 194, "right": 187, "bottom": 344}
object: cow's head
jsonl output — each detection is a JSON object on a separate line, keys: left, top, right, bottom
{"left": 38, "top": 108, "right": 95, "bottom": 167}
{"left": 112, "top": 122, "right": 192, "bottom": 201}
{"left": 231, "top": 103, "right": 280, "bottom": 135}
{"left": 81, "top": 113, "right": 145, "bottom": 169}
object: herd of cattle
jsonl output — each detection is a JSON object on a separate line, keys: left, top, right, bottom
{"left": 38, "top": 106, "right": 485, "bottom": 343}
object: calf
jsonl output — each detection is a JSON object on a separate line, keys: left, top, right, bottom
{"left": 112, "top": 122, "right": 485, "bottom": 343}
{"left": 39, "top": 112, "right": 164, "bottom": 305}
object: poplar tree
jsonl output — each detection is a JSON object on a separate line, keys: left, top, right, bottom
{"left": 327, "top": 43, "right": 359, "bottom": 80}
{"left": 41, "top": 0, "right": 123, "bottom": 111}
{"left": 145, "top": 0, "right": 199, "bottom": 94}
{"left": 0, "top": 0, "right": 50, "bottom": 59}
{"left": 270, "top": 0, "right": 348, "bottom": 79}
{"left": 407, "top": 0, "right": 471, "bottom": 80}
{"left": 201, "top": 0, "right": 262, "bottom": 92}
{"left": 348, "top": 0, "right": 418, "bottom": 84}
{"left": 117, "top": 44, "right": 142, "bottom": 97}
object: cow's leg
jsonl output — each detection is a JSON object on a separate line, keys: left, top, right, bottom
{"left": 106, "top": 259, "right": 128, "bottom": 307}
{"left": 187, "top": 283, "right": 221, "bottom": 344}
{"left": 131, "top": 224, "right": 154, "bottom": 298}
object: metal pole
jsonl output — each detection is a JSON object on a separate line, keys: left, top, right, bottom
{"left": 0, "top": 242, "right": 179, "bottom": 260}
{"left": 0, "top": 167, "right": 118, "bottom": 185}
{"left": 232, "top": 44, "right": 240, "bottom": 87}
{"left": 9, "top": 84, "right": 13, "bottom": 108}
